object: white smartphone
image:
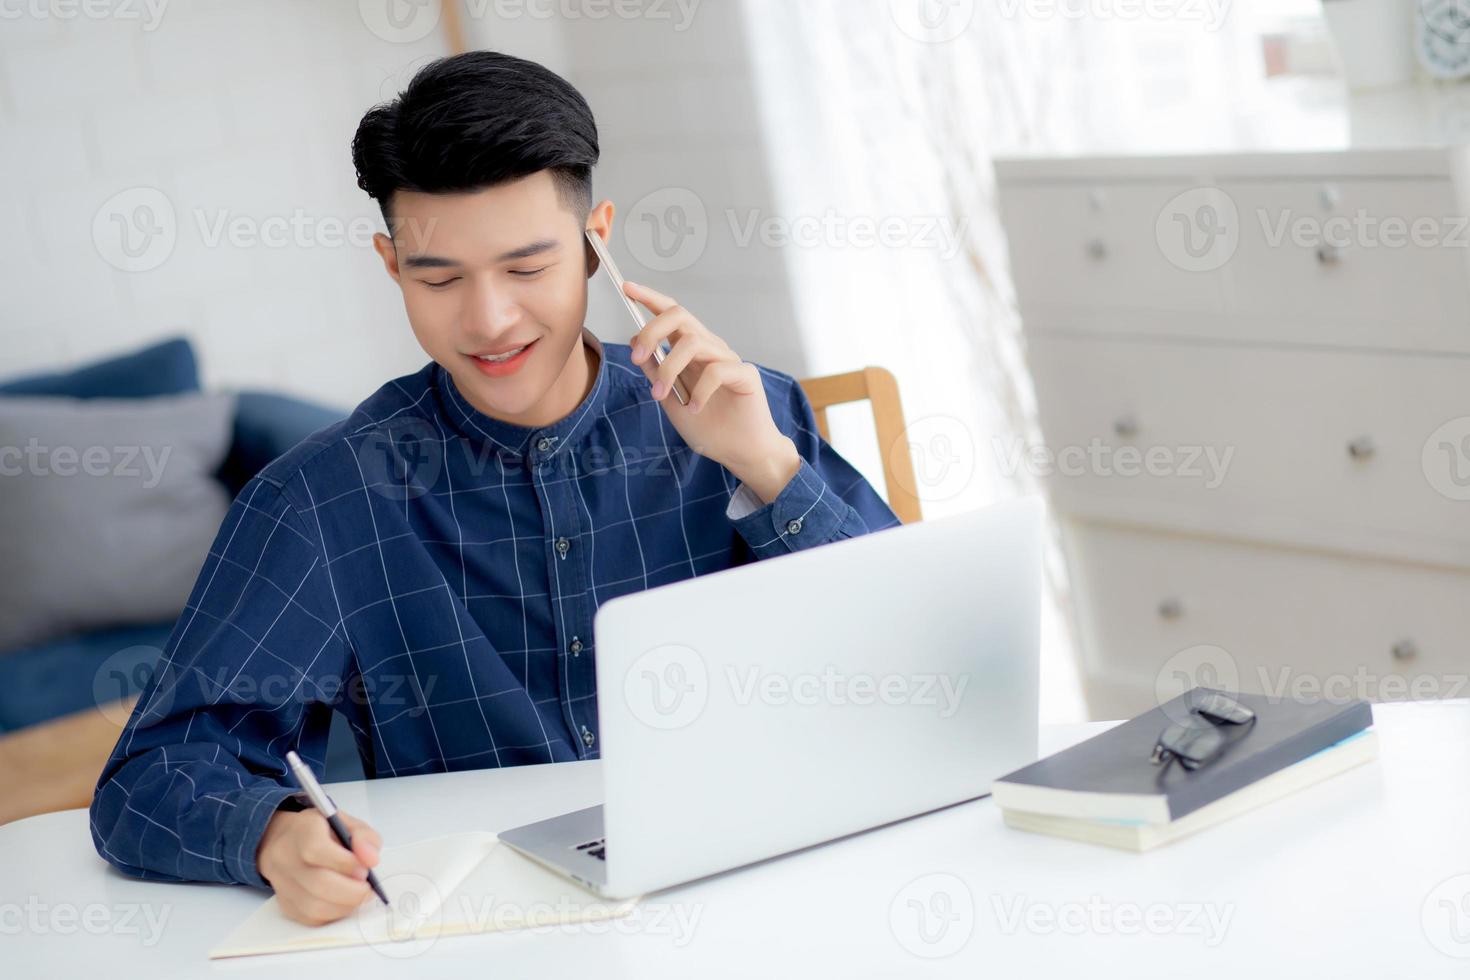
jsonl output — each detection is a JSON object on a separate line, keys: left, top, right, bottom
{"left": 585, "top": 228, "right": 690, "bottom": 406}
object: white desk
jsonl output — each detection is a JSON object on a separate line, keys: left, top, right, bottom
{"left": 4, "top": 701, "right": 1468, "bottom": 979}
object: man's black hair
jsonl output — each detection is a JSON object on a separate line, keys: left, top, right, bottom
{"left": 351, "top": 50, "right": 600, "bottom": 229}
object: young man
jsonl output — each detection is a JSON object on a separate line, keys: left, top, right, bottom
{"left": 91, "top": 50, "right": 900, "bottom": 925}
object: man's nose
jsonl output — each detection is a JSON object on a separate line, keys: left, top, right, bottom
{"left": 464, "top": 278, "right": 520, "bottom": 332}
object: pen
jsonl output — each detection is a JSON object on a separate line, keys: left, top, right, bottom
{"left": 284, "top": 749, "right": 391, "bottom": 908}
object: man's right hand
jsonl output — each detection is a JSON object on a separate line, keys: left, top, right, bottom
{"left": 257, "top": 808, "right": 383, "bottom": 925}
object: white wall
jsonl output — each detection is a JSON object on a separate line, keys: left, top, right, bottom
{"left": 3, "top": 1, "right": 449, "bottom": 408}
{"left": 1, "top": 0, "right": 809, "bottom": 411}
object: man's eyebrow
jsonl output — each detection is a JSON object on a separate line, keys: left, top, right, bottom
{"left": 400, "top": 253, "right": 459, "bottom": 269}
{"left": 495, "top": 238, "right": 562, "bottom": 262}
{"left": 400, "top": 238, "right": 563, "bottom": 270}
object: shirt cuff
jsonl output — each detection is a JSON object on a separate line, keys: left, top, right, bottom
{"left": 724, "top": 481, "right": 766, "bottom": 521}
{"left": 728, "top": 457, "right": 855, "bottom": 559}
{"left": 221, "top": 781, "right": 302, "bottom": 889}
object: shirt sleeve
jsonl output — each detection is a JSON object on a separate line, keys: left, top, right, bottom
{"left": 89, "top": 476, "right": 351, "bottom": 889}
{"left": 727, "top": 366, "right": 903, "bottom": 559}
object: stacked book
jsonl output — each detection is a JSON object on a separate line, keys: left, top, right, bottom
{"left": 992, "top": 689, "right": 1377, "bottom": 851}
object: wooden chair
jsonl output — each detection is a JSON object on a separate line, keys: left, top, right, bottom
{"left": 798, "top": 367, "right": 923, "bottom": 525}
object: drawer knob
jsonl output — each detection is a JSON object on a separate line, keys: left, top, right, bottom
{"left": 1347, "top": 436, "right": 1376, "bottom": 460}
{"left": 1157, "top": 597, "right": 1184, "bottom": 620}
{"left": 1317, "top": 244, "right": 1344, "bottom": 265}
{"left": 1113, "top": 415, "right": 1138, "bottom": 438}
{"left": 1391, "top": 639, "right": 1418, "bottom": 662}
{"left": 1086, "top": 237, "right": 1108, "bottom": 260}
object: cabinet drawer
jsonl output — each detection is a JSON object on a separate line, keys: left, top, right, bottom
{"left": 1065, "top": 521, "right": 1470, "bottom": 721}
{"left": 1220, "top": 178, "right": 1470, "bottom": 352}
{"left": 999, "top": 181, "right": 1227, "bottom": 316}
{"left": 1000, "top": 174, "right": 1470, "bottom": 355}
{"left": 1026, "top": 335, "right": 1470, "bottom": 568}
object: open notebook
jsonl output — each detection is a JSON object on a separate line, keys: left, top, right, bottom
{"left": 209, "top": 832, "right": 640, "bottom": 958}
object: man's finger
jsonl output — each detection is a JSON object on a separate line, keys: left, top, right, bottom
{"left": 298, "top": 867, "right": 373, "bottom": 909}
{"left": 629, "top": 308, "right": 697, "bottom": 366}
{"left": 339, "top": 812, "right": 383, "bottom": 864}
{"left": 622, "top": 279, "right": 677, "bottom": 316}
{"left": 651, "top": 336, "right": 708, "bottom": 401}
{"left": 300, "top": 825, "right": 365, "bottom": 876}
{"left": 350, "top": 837, "right": 379, "bottom": 868}
{"left": 689, "top": 361, "right": 759, "bottom": 412}
{"left": 291, "top": 893, "right": 358, "bottom": 927}
{"left": 687, "top": 361, "right": 732, "bottom": 412}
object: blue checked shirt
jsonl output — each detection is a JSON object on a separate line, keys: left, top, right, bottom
{"left": 91, "top": 328, "right": 902, "bottom": 887}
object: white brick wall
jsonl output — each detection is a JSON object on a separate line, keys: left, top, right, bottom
{"left": 1, "top": 0, "right": 448, "bottom": 408}
{"left": 2, "top": 0, "right": 809, "bottom": 411}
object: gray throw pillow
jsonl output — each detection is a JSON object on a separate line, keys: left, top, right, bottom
{"left": 0, "top": 392, "right": 237, "bottom": 652}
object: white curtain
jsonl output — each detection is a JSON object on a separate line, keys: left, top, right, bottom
{"left": 739, "top": 0, "right": 1308, "bottom": 722}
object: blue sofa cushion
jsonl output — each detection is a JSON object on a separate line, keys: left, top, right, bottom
{"left": 0, "top": 620, "right": 365, "bottom": 781}
{"left": 216, "top": 390, "right": 347, "bottom": 500}
{"left": 0, "top": 336, "right": 199, "bottom": 399}
{"left": 0, "top": 340, "right": 363, "bottom": 779}
{"left": 0, "top": 621, "right": 174, "bottom": 732}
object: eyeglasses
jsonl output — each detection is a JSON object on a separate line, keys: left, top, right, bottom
{"left": 1149, "top": 690, "right": 1256, "bottom": 771}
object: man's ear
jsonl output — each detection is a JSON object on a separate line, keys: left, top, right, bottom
{"left": 584, "top": 199, "right": 616, "bottom": 279}
{"left": 372, "top": 231, "right": 401, "bottom": 284}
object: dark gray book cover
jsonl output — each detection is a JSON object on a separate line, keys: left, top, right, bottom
{"left": 995, "top": 690, "right": 1374, "bottom": 822}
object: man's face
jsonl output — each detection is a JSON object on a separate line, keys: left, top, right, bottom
{"left": 374, "top": 170, "right": 607, "bottom": 426}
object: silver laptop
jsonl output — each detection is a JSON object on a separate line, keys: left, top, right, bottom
{"left": 499, "top": 496, "right": 1042, "bottom": 899}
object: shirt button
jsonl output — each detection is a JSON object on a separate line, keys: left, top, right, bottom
{"left": 555, "top": 536, "right": 570, "bottom": 558}
{"left": 580, "top": 726, "right": 595, "bottom": 748}
{"left": 569, "top": 637, "right": 583, "bottom": 656}
{"left": 786, "top": 517, "right": 803, "bottom": 535}
{"left": 536, "top": 436, "right": 556, "bottom": 452}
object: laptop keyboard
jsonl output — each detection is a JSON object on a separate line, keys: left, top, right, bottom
{"left": 574, "top": 837, "right": 607, "bottom": 861}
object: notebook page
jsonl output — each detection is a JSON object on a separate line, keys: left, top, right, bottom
{"left": 432, "top": 839, "right": 639, "bottom": 937}
{"left": 209, "top": 831, "right": 498, "bottom": 958}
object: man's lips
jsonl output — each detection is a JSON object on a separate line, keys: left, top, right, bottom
{"left": 468, "top": 339, "right": 539, "bottom": 358}
{"left": 466, "top": 338, "right": 539, "bottom": 376}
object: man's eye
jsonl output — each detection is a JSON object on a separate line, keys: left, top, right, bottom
{"left": 509, "top": 267, "right": 548, "bottom": 278}
{"left": 423, "top": 277, "right": 460, "bottom": 288}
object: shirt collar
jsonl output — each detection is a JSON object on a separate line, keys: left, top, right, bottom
{"left": 435, "top": 326, "right": 611, "bottom": 463}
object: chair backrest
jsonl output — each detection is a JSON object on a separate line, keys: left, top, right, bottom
{"left": 798, "top": 367, "right": 922, "bottom": 524}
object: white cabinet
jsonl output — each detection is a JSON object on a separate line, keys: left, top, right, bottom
{"left": 1221, "top": 177, "right": 1470, "bottom": 341}
{"left": 1067, "top": 523, "right": 1470, "bottom": 721}
{"left": 1000, "top": 180, "right": 1229, "bottom": 315}
{"left": 997, "top": 148, "right": 1470, "bottom": 720}
{"left": 1026, "top": 334, "right": 1470, "bottom": 567}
